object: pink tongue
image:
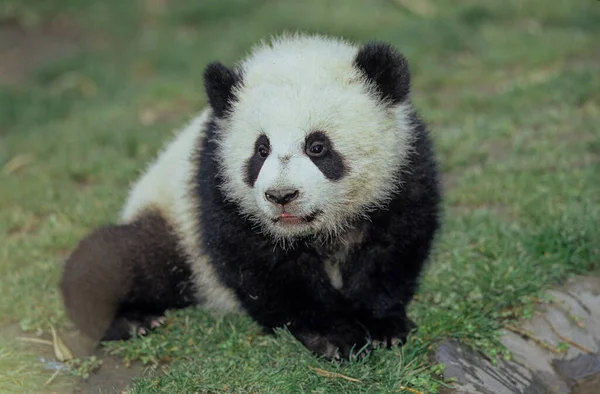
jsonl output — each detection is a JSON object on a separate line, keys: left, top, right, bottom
{"left": 281, "top": 212, "right": 295, "bottom": 218}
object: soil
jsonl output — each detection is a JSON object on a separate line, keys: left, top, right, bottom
{"left": 572, "top": 373, "right": 600, "bottom": 394}
{"left": 1, "top": 322, "right": 144, "bottom": 394}
{"left": 62, "top": 329, "right": 146, "bottom": 394}
{"left": 69, "top": 355, "right": 144, "bottom": 394}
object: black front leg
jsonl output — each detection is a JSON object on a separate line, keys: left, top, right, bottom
{"left": 343, "top": 234, "right": 434, "bottom": 348}
{"left": 217, "top": 252, "right": 372, "bottom": 360}
{"left": 352, "top": 271, "right": 421, "bottom": 348}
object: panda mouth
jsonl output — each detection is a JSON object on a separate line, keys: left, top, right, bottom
{"left": 274, "top": 210, "right": 321, "bottom": 224}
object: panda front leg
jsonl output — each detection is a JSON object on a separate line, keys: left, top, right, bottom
{"left": 60, "top": 212, "right": 197, "bottom": 342}
{"left": 217, "top": 257, "right": 373, "bottom": 361}
{"left": 259, "top": 295, "right": 373, "bottom": 361}
{"left": 346, "top": 240, "right": 433, "bottom": 349}
{"left": 356, "top": 281, "right": 422, "bottom": 350}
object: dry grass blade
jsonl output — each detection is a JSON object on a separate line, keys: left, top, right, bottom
{"left": 44, "top": 369, "right": 62, "bottom": 386}
{"left": 17, "top": 337, "right": 54, "bottom": 346}
{"left": 398, "top": 386, "right": 424, "bottom": 394}
{"left": 542, "top": 316, "right": 593, "bottom": 354}
{"left": 51, "top": 326, "right": 73, "bottom": 362}
{"left": 552, "top": 297, "right": 586, "bottom": 328}
{"left": 504, "top": 323, "right": 565, "bottom": 354}
{"left": 308, "top": 366, "right": 361, "bottom": 383}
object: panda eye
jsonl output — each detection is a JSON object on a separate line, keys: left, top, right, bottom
{"left": 307, "top": 142, "right": 327, "bottom": 157}
{"left": 258, "top": 145, "right": 270, "bottom": 158}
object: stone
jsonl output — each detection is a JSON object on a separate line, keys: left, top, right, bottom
{"left": 435, "top": 275, "right": 600, "bottom": 394}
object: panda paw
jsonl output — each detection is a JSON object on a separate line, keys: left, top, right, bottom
{"left": 102, "top": 315, "right": 167, "bottom": 341}
{"left": 296, "top": 321, "right": 372, "bottom": 361}
{"left": 134, "top": 316, "right": 167, "bottom": 335}
{"left": 367, "top": 316, "right": 416, "bottom": 349}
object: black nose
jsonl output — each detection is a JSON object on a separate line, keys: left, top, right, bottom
{"left": 265, "top": 189, "right": 299, "bottom": 205}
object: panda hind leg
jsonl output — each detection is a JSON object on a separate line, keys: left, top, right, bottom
{"left": 60, "top": 210, "right": 197, "bottom": 342}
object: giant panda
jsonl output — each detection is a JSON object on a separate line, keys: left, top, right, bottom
{"left": 60, "top": 33, "right": 441, "bottom": 361}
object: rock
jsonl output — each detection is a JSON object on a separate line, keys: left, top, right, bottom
{"left": 435, "top": 340, "right": 550, "bottom": 393}
{"left": 435, "top": 275, "right": 600, "bottom": 394}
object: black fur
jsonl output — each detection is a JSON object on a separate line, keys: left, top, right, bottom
{"left": 60, "top": 211, "right": 197, "bottom": 341}
{"left": 305, "top": 131, "right": 347, "bottom": 181}
{"left": 244, "top": 134, "right": 270, "bottom": 187}
{"left": 203, "top": 62, "right": 243, "bottom": 118}
{"left": 354, "top": 41, "right": 411, "bottom": 105}
{"left": 196, "top": 110, "right": 441, "bottom": 359}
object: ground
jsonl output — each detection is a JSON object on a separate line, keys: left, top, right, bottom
{"left": 0, "top": 0, "right": 599, "bottom": 393}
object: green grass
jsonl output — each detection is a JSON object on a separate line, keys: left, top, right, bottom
{"left": 1, "top": 0, "right": 599, "bottom": 392}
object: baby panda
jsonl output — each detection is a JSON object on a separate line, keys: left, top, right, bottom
{"left": 60, "top": 33, "right": 441, "bottom": 361}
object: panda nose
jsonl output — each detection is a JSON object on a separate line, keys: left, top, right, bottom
{"left": 265, "top": 189, "right": 299, "bottom": 205}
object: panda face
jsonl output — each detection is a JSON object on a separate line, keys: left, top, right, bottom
{"left": 211, "top": 34, "right": 414, "bottom": 242}
{"left": 242, "top": 129, "right": 347, "bottom": 238}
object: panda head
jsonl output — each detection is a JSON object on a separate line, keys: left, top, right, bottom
{"left": 204, "top": 33, "right": 415, "bottom": 243}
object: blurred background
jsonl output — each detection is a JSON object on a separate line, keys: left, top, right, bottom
{"left": 0, "top": 0, "right": 599, "bottom": 393}
{"left": 2, "top": 0, "right": 598, "bottom": 133}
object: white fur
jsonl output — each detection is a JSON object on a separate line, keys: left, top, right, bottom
{"left": 120, "top": 110, "right": 242, "bottom": 314}
{"left": 216, "top": 33, "right": 414, "bottom": 242}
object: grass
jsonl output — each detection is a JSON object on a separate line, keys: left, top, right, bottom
{"left": 1, "top": 0, "right": 599, "bottom": 392}
{"left": 0, "top": 339, "right": 58, "bottom": 392}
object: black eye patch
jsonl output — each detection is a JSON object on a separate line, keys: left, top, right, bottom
{"left": 244, "top": 134, "right": 270, "bottom": 187}
{"left": 305, "top": 131, "right": 347, "bottom": 181}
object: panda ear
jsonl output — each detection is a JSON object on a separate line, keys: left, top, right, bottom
{"left": 203, "top": 62, "right": 242, "bottom": 118}
{"left": 354, "top": 42, "right": 410, "bottom": 105}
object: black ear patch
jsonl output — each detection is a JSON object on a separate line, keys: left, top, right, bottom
{"left": 203, "top": 62, "right": 243, "bottom": 118}
{"left": 354, "top": 42, "right": 410, "bottom": 105}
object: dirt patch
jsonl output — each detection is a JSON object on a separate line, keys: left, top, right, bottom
{"left": 69, "top": 354, "right": 144, "bottom": 394}
{"left": 1, "top": 323, "right": 144, "bottom": 394}
{"left": 572, "top": 372, "right": 600, "bottom": 394}
{"left": 0, "top": 16, "right": 82, "bottom": 85}
{"left": 60, "top": 329, "right": 146, "bottom": 394}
